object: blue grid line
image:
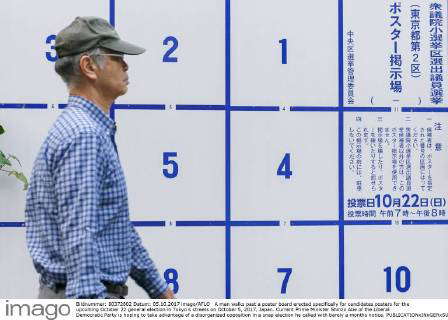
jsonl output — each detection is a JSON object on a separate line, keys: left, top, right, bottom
{"left": 291, "top": 220, "right": 339, "bottom": 226}
{"left": 176, "top": 221, "right": 226, "bottom": 227}
{"left": 402, "top": 220, "right": 448, "bottom": 225}
{"left": 344, "top": 220, "right": 392, "bottom": 226}
{"left": 231, "top": 221, "right": 280, "bottom": 227}
{"left": 113, "top": 104, "right": 165, "bottom": 110}
{"left": 343, "top": 107, "right": 391, "bottom": 112}
{"left": 0, "top": 222, "right": 25, "bottom": 227}
{"left": 0, "top": 104, "right": 47, "bottom": 109}
{"left": 132, "top": 221, "right": 166, "bottom": 227}
{"left": 225, "top": 0, "right": 231, "bottom": 299}
{"left": 291, "top": 106, "right": 339, "bottom": 112}
{"left": 176, "top": 105, "right": 225, "bottom": 111}
{"left": 402, "top": 107, "right": 448, "bottom": 112}
{"left": 338, "top": 0, "right": 345, "bottom": 299}
{"left": 110, "top": 0, "right": 115, "bottom": 27}
{"left": 231, "top": 106, "right": 279, "bottom": 111}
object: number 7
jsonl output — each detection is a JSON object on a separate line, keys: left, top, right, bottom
{"left": 277, "top": 267, "right": 292, "bottom": 294}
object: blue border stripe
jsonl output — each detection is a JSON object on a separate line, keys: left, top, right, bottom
{"left": 225, "top": 0, "right": 231, "bottom": 300}
{"left": 113, "top": 104, "right": 165, "bottom": 110}
{"left": 291, "top": 220, "right": 339, "bottom": 226}
{"left": 402, "top": 107, "right": 448, "bottom": 112}
{"left": 343, "top": 107, "right": 391, "bottom": 112}
{"left": 344, "top": 220, "right": 392, "bottom": 226}
{"left": 0, "top": 104, "right": 47, "bottom": 109}
{"left": 109, "top": 0, "right": 115, "bottom": 27}
{"left": 291, "top": 106, "right": 339, "bottom": 112}
{"left": 402, "top": 220, "right": 448, "bottom": 225}
{"left": 231, "top": 106, "right": 279, "bottom": 111}
{"left": 231, "top": 221, "right": 280, "bottom": 227}
{"left": 132, "top": 221, "right": 166, "bottom": 227}
{"left": 0, "top": 222, "right": 25, "bottom": 227}
{"left": 176, "top": 221, "right": 226, "bottom": 226}
{"left": 176, "top": 105, "right": 225, "bottom": 111}
{"left": 338, "top": 0, "right": 345, "bottom": 300}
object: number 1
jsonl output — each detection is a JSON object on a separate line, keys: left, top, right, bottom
{"left": 279, "top": 39, "right": 287, "bottom": 64}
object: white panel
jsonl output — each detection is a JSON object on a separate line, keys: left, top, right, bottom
{"left": 344, "top": 113, "right": 448, "bottom": 221}
{"left": 345, "top": 226, "right": 448, "bottom": 298}
{"left": 232, "top": 227, "right": 339, "bottom": 298}
{"left": 232, "top": 0, "right": 338, "bottom": 106}
{"left": 232, "top": 111, "right": 339, "bottom": 221}
{"left": 0, "top": 0, "right": 109, "bottom": 103}
{"left": 127, "top": 227, "right": 225, "bottom": 298}
{"left": 344, "top": 0, "right": 448, "bottom": 107}
{"left": 115, "top": 0, "right": 225, "bottom": 105}
{"left": 0, "top": 108, "right": 61, "bottom": 221}
{"left": 115, "top": 109, "right": 225, "bottom": 221}
{"left": 0, "top": 228, "right": 38, "bottom": 298}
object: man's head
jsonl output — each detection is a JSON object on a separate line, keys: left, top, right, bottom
{"left": 54, "top": 17, "right": 145, "bottom": 99}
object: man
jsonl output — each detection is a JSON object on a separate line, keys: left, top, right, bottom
{"left": 25, "top": 16, "right": 174, "bottom": 299}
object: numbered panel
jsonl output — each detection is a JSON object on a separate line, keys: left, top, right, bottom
{"left": 127, "top": 226, "right": 225, "bottom": 298}
{"left": 345, "top": 225, "right": 448, "bottom": 297}
{"left": 0, "top": 228, "right": 38, "bottom": 298}
{"left": 115, "top": 0, "right": 225, "bottom": 105}
{"left": 231, "top": 226, "right": 339, "bottom": 298}
{"left": 0, "top": 109, "right": 60, "bottom": 221}
{"left": 0, "top": 0, "right": 109, "bottom": 103}
{"left": 232, "top": 0, "right": 338, "bottom": 107}
{"left": 232, "top": 111, "right": 339, "bottom": 221}
{"left": 344, "top": 113, "right": 448, "bottom": 221}
{"left": 115, "top": 109, "right": 224, "bottom": 221}
{"left": 344, "top": 0, "right": 448, "bottom": 107}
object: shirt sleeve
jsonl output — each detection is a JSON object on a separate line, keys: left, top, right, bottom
{"left": 128, "top": 223, "right": 168, "bottom": 298}
{"left": 54, "top": 132, "right": 107, "bottom": 298}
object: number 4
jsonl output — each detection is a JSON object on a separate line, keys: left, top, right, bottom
{"left": 277, "top": 153, "right": 292, "bottom": 179}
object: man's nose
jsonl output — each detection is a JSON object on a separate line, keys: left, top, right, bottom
{"left": 122, "top": 60, "right": 128, "bottom": 71}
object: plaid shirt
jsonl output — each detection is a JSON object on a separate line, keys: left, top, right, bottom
{"left": 25, "top": 96, "right": 167, "bottom": 298}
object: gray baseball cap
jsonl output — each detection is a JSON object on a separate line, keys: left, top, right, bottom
{"left": 55, "top": 16, "right": 145, "bottom": 58}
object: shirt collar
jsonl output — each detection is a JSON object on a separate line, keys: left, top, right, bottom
{"left": 68, "top": 95, "right": 116, "bottom": 135}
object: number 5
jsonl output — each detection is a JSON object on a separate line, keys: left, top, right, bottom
{"left": 163, "top": 152, "right": 178, "bottom": 179}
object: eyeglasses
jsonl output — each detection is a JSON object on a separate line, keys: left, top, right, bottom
{"left": 89, "top": 53, "right": 126, "bottom": 64}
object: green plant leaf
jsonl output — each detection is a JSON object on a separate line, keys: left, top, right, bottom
{"left": 8, "top": 154, "right": 22, "bottom": 167}
{"left": 0, "top": 150, "right": 11, "bottom": 166}
{"left": 9, "top": 170, "right": 28, "bottom": 190}
{"left": 0, "top": 125, "right": 4, "bottom": 135}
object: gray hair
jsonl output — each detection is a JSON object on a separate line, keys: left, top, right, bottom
{"left": 54, "top": 47, "right": 107, "bottom": 87}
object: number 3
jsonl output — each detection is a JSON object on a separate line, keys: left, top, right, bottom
{"left": 45, "top": 34, "right": 58, "bottom": 62}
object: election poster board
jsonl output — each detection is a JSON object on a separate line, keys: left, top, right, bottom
{"left": 1, "top": 0, "right": 448, "bottom": 299}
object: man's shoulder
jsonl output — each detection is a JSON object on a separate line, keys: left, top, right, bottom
{"left": 48, "top": 106, "right": 105, "bottom": 143}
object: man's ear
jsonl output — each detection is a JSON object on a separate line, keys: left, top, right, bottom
{"left": 79, "top": 55, "right": 99, "bottom": 81}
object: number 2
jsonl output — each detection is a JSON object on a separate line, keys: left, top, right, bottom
{"left": 163, "top": 36, "right": 178, "bottom": 62}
